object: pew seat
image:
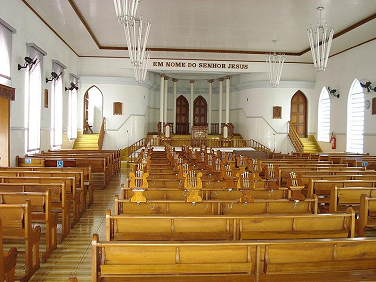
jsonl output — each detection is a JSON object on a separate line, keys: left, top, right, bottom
{"left": 0, "top": 219, "right": 18, "bottom": 282}
{"left": 0, "top": 201, "right": 41, "bottom": 281}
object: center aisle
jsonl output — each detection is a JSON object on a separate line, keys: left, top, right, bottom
{"left": 30, "top": 166, "right": 128, "bottom": 282}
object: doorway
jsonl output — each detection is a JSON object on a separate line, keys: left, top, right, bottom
{"left": 193, "top": 95, "right": 207, "bottom": 126}
{"left": 176, "top": 95, "right": 189, "bottom": 134}
{"left": 83, "top": 86, "right": 103, "bottom": 134}
{"left": 290, "top": 90, "right": 307, "bottom": 138}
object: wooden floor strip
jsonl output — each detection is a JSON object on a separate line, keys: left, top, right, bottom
{"left": 29, "top": 166, "right": 127, "bottom": 281}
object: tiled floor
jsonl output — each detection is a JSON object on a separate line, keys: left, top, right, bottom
{"left": 29, "top": 167, "right": 127, "bottom": 282}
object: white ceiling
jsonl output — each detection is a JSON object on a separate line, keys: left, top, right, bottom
{"left": 24, "top": 0, "right": 376, "bottom": 62}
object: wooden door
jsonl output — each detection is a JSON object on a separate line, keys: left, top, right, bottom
{"left": 193, "top": 95, "right": 207, "bottom": 126}
{"left": 176, "top": 95, "right": 189, "bottom": 134}
{"left": 83, "top": 92, "right": 90, "bottom": 133}
{"left": 0, "top": 95, "right": 10, "bottom": 166}
{"left": 290, "top": 91, "right": 307, "bottom": 138}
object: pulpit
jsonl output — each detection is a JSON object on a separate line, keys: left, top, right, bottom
{"left": 191, "top": 125, "right": 208, "bottom": 147}
{"left": 163, "top": 123, "right": 173, "bottom": 138}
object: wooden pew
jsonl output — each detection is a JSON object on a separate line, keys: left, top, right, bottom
{"left": 0, "top": 174, "right": 81, "bottom": 224}
{"left": 0, "top": 175, "right": 81, "bottom": 223}
{"left": 278, "top": 167, "right": 366, "bottom": 185}
{"left": 221, "top": 196, "right": 318, "bottom": 215}
{"left": 329, "top": 186, "right": 376, "bottom": 213}
{"left": 238, "top": 209, "right": 354, "bottom": 239}
{"left": 0, "top": 219, "right": 17, "bottom": 282}
{"left": 298, "top": 172, "right": 376, "bottom": 187}
{"left": 106, "top": 210, "right": 354, "bottom": 241}
{"left": 358, "top": 194, "right": 376, "bottom": 236}
{"left": 0, "top": 167, "right": 93, "bottom": 208}
{"left": 121, "top": 186, "right": 288, "bottom": 201}
{"left": 17, "top": 155, "right": 109, "bottom": 189}
{"left": 0, "top": 201, "right": 41, "bottom": 282}
{"left": 92, "top": 236, "right": 376, "bottom": 282}
{"left": 114, "top": 196, "right": 318, "bottom": 216}
{"left": 0, "top": 183, "right": 70, "bottom": 242}
{"left": 92, "top": 235, "right": 256, "bottom": 282}
{"left": 307, "top": 179, "right": 376, "bottom": 202}
{"left": 0, "top": 191, "right": 57, "bottom": 262}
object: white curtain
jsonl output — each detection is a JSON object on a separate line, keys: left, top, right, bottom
{"left": 27, "top": 45, "right": 44, "bottom": 152}
{"left": 68, "top": 74, "right": 78, "bottom": 139}
{"left": 0, "top": 19, "right": 15, "bottom": 83}
{"left": 51, "top": 62, "right": 65, "bottom": 148}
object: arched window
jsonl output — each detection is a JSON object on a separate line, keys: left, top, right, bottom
{"left": 317, "top": 87, "right": 331, "bottom": 142}
{"left": 347, "top": 79, "right": 365, "bottom": 153}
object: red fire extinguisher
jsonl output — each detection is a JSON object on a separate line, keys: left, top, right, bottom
{"left": 330, "top": 132, "right": 336, "bottom": 150}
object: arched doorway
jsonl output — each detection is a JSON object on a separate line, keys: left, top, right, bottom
{"left": 176, "top": 95, "right": 189, "bottom": 134}
{"left": 290, "top": 90, "right": 307, "bottom": 138}
{"left": 83, "top": 86, "right": 103, "bottom": 134}
{"left": 193, "top": 95, "right": 207, "bottom": 126}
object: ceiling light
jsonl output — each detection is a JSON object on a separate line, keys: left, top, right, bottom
{"left": 113, "top": 0, "right": 151, "bottom": 83}
{"left": 307, "top": 7, "right": 334, "bottom": 72}
{"left": 266, "top": 40, "right": 285, "bottom": 87}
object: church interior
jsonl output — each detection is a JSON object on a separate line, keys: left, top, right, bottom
{"left": 2, "top": 0, "right": 376, "bottom": 281}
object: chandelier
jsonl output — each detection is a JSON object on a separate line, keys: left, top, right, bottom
{"left": 307, "top": 7, "right": 334, "bottom": 72}
{"left": 266, "top": 40, "right": 285, "bottom": 88}
{"left": 114, "top": 0, "right": 151, "bottom": 83}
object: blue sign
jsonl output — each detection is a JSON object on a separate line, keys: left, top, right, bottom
{"left": 25, "top": 158, "right": 31, "bottom": 164}
{"left": 57, "top": 160, "right": 64, "bottom": 168}
{"left": 362, "top": 162, "right": 368, "bottom": 167}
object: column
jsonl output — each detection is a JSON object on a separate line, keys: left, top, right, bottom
{"left": 164, "top": 76, "right": 169, "bottom": 125}
{"left": 218, "top": 78, "right": 224, "bottom": 126}
{"left": 172, "top": 78, "right": 178, "bottom": 133}
{"left": 159, "top": 73, "right": 165, "bottom": 133}
{"left": 208, "top": 79, "right": 214, "bottom": 133}
{"left": 225, "top": 76, "right": 231, "bottom": 123}
{"left": 190, "top": 80, "right": 195, "bottom": 130}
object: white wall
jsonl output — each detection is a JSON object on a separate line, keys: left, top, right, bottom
{"left": 314, "top": 40, "right": 376, "bottom": 154}
{"left": 1, "top": 0, "right": 78, "bottom": 165}
{"left": 233, "top": 85, "right": 315, "bottom": 153}
{"left": 78, "top": 76, "right": 151, "bottom": 149}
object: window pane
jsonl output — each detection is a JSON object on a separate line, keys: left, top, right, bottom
{"left": 347, "top": 79, "right": 365, "bottom": 153}
{"left": 0, "top": 22, "right": 12, "bottom": 81}
{"left": 317, "top": 87, "right": 331, "bottom": 142}
{"left": 28, "top": 62, "right": 42, "bottom": 151}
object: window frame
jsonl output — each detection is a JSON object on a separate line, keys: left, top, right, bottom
{"left": 0, "top": 18, "right": 16, "bottom": 83}
{"left": 346, "top": 79, "right": 365, "bottom": 153}
{"left": 25, "top": 43, "right": 46, "bottom": 153}
{"left": 317, "top": 87, "right": 331, "bottom": 142}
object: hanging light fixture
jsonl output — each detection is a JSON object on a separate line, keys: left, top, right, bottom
{"left": 113, "top": 0, "right": 140, "bottom": 23}
{"left": 113, "top": 0, "right": 151, "bottom": 83}
{"left": 266, "top": 40, "right": 285, "bottom": 87}
{"left": 307, "top": 6, "right": 334, "bottom": 72}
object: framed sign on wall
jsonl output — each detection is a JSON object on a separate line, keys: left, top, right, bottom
{"left": 273, "top": 106, "right": 282, "bottom": 119}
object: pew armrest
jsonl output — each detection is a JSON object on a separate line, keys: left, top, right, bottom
{"left": 4, "top": 247, "right": 17, "bottom": 279}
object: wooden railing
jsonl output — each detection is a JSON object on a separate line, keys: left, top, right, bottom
{"left": 288, "top": 121, "right": 304, "bottom": 153}
{"left": 98, "top": 117, "right": 106, "bottom": 150}
{"left": 211, "top": 123, "right": 219, "bottom": 134}
{"left": 122, "top": 137, "right": 271, "bottom": 162}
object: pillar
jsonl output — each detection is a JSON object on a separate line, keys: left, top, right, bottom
{"left": 190, "top": 80, "right": 195, "bottom": 130}
{"left": 208, "top": 79, "right": 214, "bottom": 133}
{"left": 159, "top": 73, "right": 165, "bottom": 133}
{"left": 172, "top": 78, "right": 178, "bottom": 133}
{"left": 225, "top": 76, "right": 230, "bottom": 123}
{"left": 218, "top": 78, "right": 224, "bottom": 126}
{"left": 164, "top": 76, "right": 169, "bottom": 124}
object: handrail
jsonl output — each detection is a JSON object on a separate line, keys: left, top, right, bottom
{"left": 98, "top": 117, "right": 106, "bottom": 150}
{"left": 121, "top": 137, "right": 271, "bottom": 162}
{"left": 288, "top": 121, "right": 304, "bottom": 153}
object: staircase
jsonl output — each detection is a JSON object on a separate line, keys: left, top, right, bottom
{"left": 301, "top": 135, "right": 322, "bottom": 153}
{"left": 73, "top": 133, "right": 99, "bottom": 150}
